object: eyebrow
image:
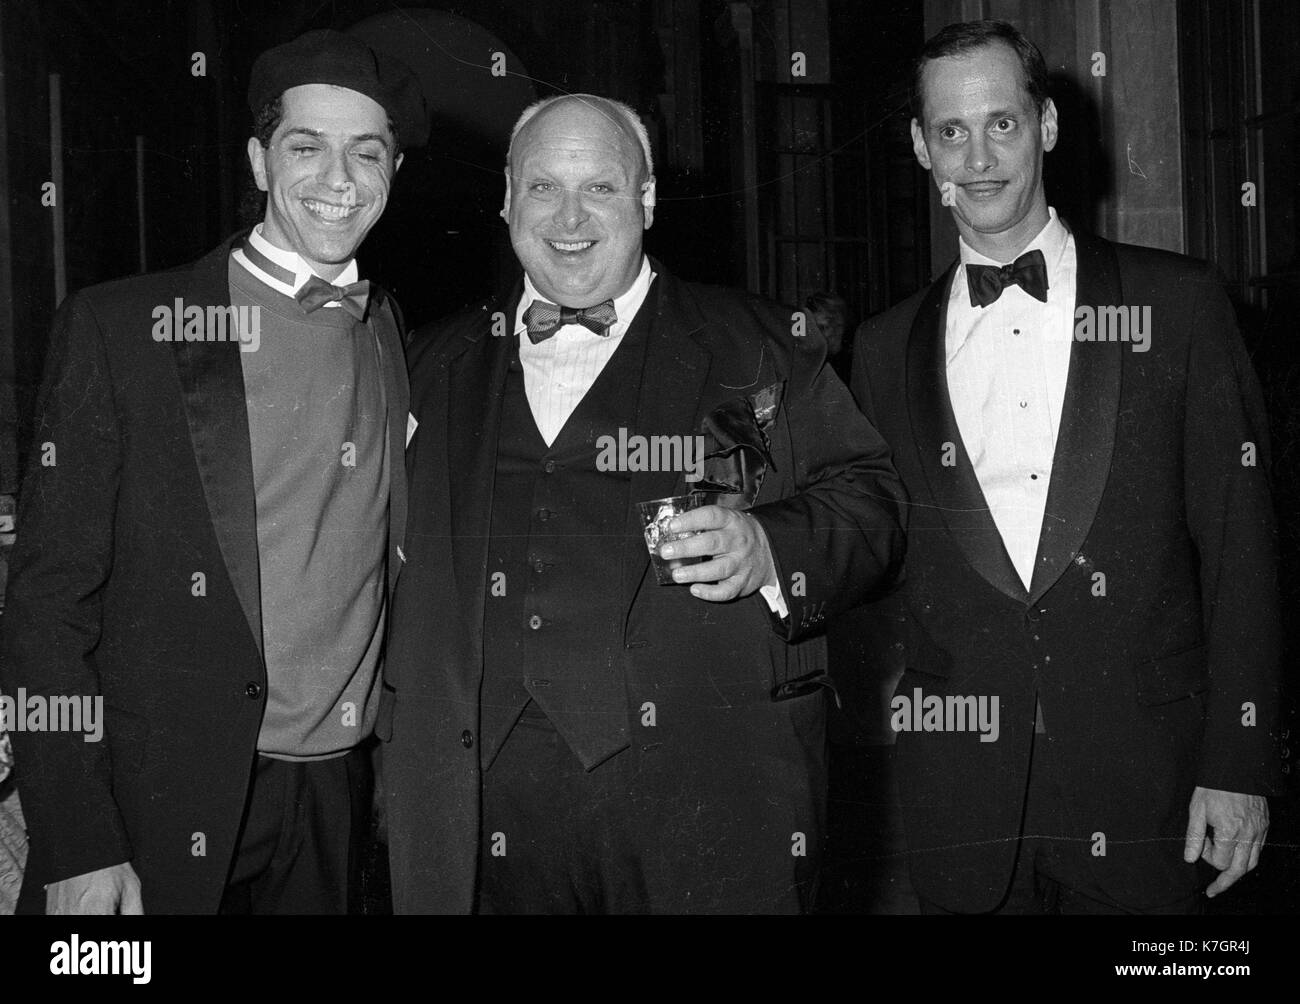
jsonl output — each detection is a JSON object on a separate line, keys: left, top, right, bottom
{"left": 281, "top": 127, "right": 391, "bottom": 149}
{"left": 930, "top": 109, "right": 1019, "bottom": 129}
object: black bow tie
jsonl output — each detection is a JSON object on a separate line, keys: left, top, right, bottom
{"left": 965, "top": 249, "right": 1049, "bottom": 308}
{"left": 523, "top": 299, "right": 617, "bottom": 343}
{"left": 295, "top": 275, "right": 371, "bottom": 321}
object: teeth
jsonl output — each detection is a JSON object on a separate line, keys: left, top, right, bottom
{"left": 549, "top": 240, "right": 593, "bottom": 251}
{"left": 304, "top": 200, "right": 355, "bottom": 220}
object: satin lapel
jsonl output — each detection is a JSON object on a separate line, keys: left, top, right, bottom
{"left": 172, "top": 234, "right": 264, "bottom": 656}
{"left": 1028, "top": 232, "right": 1123, "bottom": 604}
{"left": 446, "top": 282, "right": 520, "bottom": 642}
{"left": 906, "top": 262, "right": 1028, "bottom": 603}
{"left": 620, "top": 274, "right": 713, "bottom": 615}
{"left": 371, "top": 294, "right": 409, "bottom": 597}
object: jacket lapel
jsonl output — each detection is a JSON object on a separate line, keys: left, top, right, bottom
{"left": 444, "top": 282, "right": 519, "bottom": 646}
{"left": 619, "top": 269, "right": 713, "bottom": 614}
{"left": 1028, "top": 231, "right": 1123, "bottom": 604}
{"left": 172, "top": 233, "right": 264, "bottom": 656}
{"left": 370, "top": 290, "right": 409, "bottom": 598}
{"left": 906, "top": 262, "right": 1028, "bottom": 603}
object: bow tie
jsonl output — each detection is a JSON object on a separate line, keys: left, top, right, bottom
{"left": 965, "top": 248, "right": 1049, "bottom": 308}
{"left": 523, "top": 298, "right": 617, "bottom": 343}
{"left": 296, "top": 275, "right": 372, "bottom": 321}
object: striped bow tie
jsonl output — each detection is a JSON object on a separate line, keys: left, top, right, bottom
{"left": 296, "top": 275, "right": 372, "bottom": 321}
{"left": 523, "top": 298, "right": 617, "bottom": 343}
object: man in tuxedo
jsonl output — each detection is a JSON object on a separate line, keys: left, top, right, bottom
{"left": 852, "top": 19, "right": 1282, "bottom": 914}
{"left": 0, "top": 29, "right": 425, "bottom": 914}
{"left": 383, "top": 93, "right": 906, "bottom": 913}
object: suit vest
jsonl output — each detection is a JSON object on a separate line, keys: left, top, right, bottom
{"left": 480, "top": 292, "right": 655, "bottom": 771}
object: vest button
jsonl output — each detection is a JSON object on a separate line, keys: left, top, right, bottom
{"left": 460, "top": 729, "right": 474, "bottom": 748}
{"left": 532, "top": 557, "right": 546, "bottom": 573}
{"left": 245, "top": 682, "right": 261, "bottom": 699}
{"left": 528, "top": 614, "right": 543, "bottom": 630}
{"left": 542, "top": 459, "right": 557, "bottom": 474}
{"left": 537, "top": 507, "right": 552, "bottom": 521}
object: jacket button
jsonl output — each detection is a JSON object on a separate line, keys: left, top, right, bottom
{"left": 460, "top": 729, "right": 474, "bottom": 748}
{"left": 245, "top": 682, "right": 261, "bottom": 699}
{"left": 542, "top": 460, "right": 557, "bottom": 474}
{"left": 528, "top": 614, "right": 543, "bottom": 630}
{"left": 537, "top": 508, "right": 552, "bottom": 521}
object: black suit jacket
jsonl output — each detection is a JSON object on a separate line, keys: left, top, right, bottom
{"left": 0, "top": 234, "right": 409, "bottom": 914}
{"left": 382, "top": 260, "right": 907, "bottom": 913}
{"left": 851, "top": 230, "right": 1282, "bottom": 913}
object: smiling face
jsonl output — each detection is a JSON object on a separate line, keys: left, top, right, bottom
{"left": 505, "top": 98, "right": 654, "bottom": 307}
{"left": 911, "top": 40, "right": 1057, "bottom": 260}
{"left": 247, "top": 83, "right": 402, "bottom": 280}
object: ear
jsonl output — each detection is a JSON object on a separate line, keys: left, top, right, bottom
{"left": 247, "top": 137, "right": 269, "bottom": 193}
{"left": 393, "top": 151, "right": 404, "bottom": 175}
{"left": 500, "top": 167, "right": 512, "bottom": 221}
{"left": 640, "top": 177, "right": 656, "bottom": 230}
{"left": 909, "top": 119, "right": 932, "bottom": 171}
{"left": 1040, "top": 97, "right": 1059, "bottom": 153}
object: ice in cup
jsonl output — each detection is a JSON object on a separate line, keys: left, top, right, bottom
{"left": 638, "top": 493, "right": 708, "bottom": 585}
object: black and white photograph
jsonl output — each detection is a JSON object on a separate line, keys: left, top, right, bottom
{"left": 0, "top": 0, "right": 1295, "bottom": 985}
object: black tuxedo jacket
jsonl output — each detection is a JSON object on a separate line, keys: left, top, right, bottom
{"left": 0, "top": 234, "right": 409, "bottom": 914}
{"left": 851, "top": 230, "right": 1282, "bottom": 913}
{"left": 382, "top": 260, "right": 906, "bottom": 913}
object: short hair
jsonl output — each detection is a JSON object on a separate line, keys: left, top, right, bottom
{"left": 252, "top": 93, "right": 402, "bottom": 162}
{"left": 910, "top": 19, "right": 1050, "bottom": 124}
{"left": 506, "top": 94, "right": 654, "bottom": 182}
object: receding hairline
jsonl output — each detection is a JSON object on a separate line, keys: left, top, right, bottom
{"left": 506, "top": 94, "right": 653, "bottom": 182}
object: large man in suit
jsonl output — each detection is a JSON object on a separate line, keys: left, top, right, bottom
{"left": 0, "top": 30, "right": 425, "bottom": 914}
{"left": 852, "top": 19, "right": 1282, "bottom": 914}
{"left": 383, "top": 93, "right": 906, "bottom": 913}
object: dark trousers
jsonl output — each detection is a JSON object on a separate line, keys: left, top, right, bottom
{"left": 920, "top": 727, "right": 1202, "bottom": 915}
{"left": 477, "top": 703, "right": 648, "bottom": 914}
{"left": 218, "top": 743, "right": 372, "bottom": 915}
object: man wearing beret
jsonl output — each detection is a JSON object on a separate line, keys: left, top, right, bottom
{"left": 382, "top": 94, "right": 906, "bottom": 913}
{"left": 0, "top": 29, "right": 426, "bottom": 914}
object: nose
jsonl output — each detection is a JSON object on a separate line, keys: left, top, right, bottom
{"left": 965, "top": 133, "right": 998, "bottom": 174}
{"left": 553, "top": 187, "right": 589, "bottom": 231}
{"left": 318, "top": 147, "right": 354, "bottom": 192}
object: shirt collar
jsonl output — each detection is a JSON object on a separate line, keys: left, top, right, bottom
{"left": 518, "top": 255, "right": 655, "bottom": 339}
{"left": 958, "top": 206, "right": 1068, "bottom": 273}
{"left": 234, "top": 223, "right": 360, "bottom": 298}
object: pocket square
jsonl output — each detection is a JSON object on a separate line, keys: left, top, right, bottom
{"left": 695, "top": 381, "right": 783, "bottom": 508}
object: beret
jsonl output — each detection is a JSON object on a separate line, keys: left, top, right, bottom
{"left": 248, "top": 29, "right": 428, "bottom": 147}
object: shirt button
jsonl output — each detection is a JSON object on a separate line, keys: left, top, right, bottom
{"left": 542, "top": 460, "right": 557, "bottom": 474}
{"left": 528, "top": 614, "right": 543, "bottom": 630}
{"left": 245, "top": 682, "right": 261, "bottom": 699}
{"left": 1019, "top": 400, "right": 1028, "bottom": 408}
{"left": 460, "top": 730, "right": 474, "bottom": 748}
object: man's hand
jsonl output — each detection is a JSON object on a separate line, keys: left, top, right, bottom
{"left": 46, "top": 862, "right": 143, "bottom": 915}
{"left": 1184, "top": 786, "right": 1268, "bottom": 898}
{"left": 659, "top": 505, "right": 777, "bottom": 601}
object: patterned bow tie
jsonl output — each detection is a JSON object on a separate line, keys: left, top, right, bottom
{"left": 523, "top": 298, "right": 617, "bottom": 344}
{"left": 296, "top": 275, "right": 372, "bottom": 321}
{"left": 965, "top": 248, "right": 1049, "bottom": 308}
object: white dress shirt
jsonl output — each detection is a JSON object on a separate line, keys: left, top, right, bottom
{"left": 514, "top": 256, "right": 656, "bottom": 446}
{"left": 232, "top": 223, "right": 359, "bottom": 300}
{"left": 945, "top": 207, "right": 1076, "bottom": 590}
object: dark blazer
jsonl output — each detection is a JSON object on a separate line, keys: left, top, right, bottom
{"left": 0, "top": 233, "right": 409, "bottom": 914}
{"left": 382, "top": 260, "right": 907, "bottom": 913}
{"left": 851, "top": 229, "right": 1283, "bottom": 913}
